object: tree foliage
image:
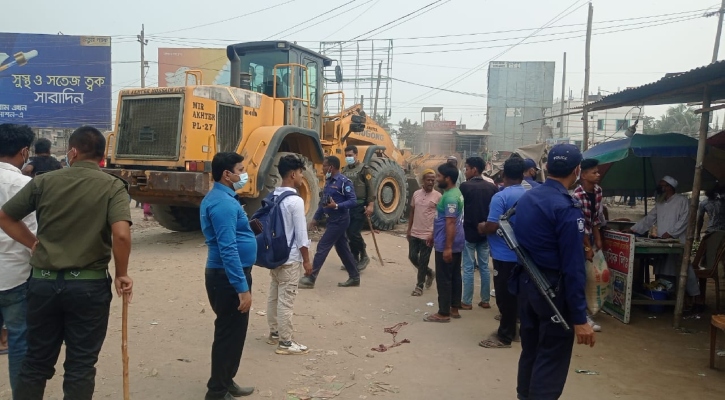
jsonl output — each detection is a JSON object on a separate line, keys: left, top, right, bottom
{"left": 395, "top": 118, "right": 425, "bottom": 140}
{"left": 643, "top": 104, "right": 702, "bottom": 137}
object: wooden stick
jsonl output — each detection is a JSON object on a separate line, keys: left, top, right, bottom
{"left": 122, "top": 292, "right": 130, "bottom": 400}
{"left": 367, "top": 215, "right": 384, "bottom": 266}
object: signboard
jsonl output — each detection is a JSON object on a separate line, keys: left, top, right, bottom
{"left": 601, "top": 231, "right": 635, "bottom": 323}
{"left": 0, "top": 33, "right": 112, "bottom": 129}
{"left": 158, "top": 48, "right": 229, "bottom": 87}
{"left": 423, "top": 120, "right": 456, "bottom": 131}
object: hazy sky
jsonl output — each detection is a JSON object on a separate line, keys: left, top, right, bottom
{"left": 4, "top": 0, "right": 724, "bottom": 129}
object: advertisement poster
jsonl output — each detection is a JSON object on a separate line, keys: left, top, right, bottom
{"left": 601, "top": 231, "right": 635, "bottom": 323}
{"left": 157, "top": 48, "right": 229, "bottom": 87}
{"left": 0, "top": 33, "right": 112, "bottom": 129}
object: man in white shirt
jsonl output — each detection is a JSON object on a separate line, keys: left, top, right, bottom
{"left": 266, "top": 155, "right": 312, "bottom": 355}
{"left": 625, "top": 176, "right": 700, "bottom": 295}
{"left": 0, "top": 123, "right": 36, "bottom": 394}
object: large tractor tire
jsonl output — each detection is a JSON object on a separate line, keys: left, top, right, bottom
{"left": 152, "top": 205, "right": 201, "bottom": 232}
{"left": 368, "top": 157, "right": 408, "bottom": 230}
{"left": 242, "top": 152, "right": 320, "bottom": 221}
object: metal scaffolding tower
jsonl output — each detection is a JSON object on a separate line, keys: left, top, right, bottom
{"left": 319, "top": 40, "right": 393, "bottom": 121}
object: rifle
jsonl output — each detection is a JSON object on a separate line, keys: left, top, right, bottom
{"left": 497, "top": 206, "right": 571, "bottom": 331}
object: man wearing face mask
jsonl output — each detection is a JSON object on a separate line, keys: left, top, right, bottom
{"left": 300, "top": 156, "right": 360, "bottom": 289}
{"left": 340, "top": 145, "right": 375, "bottom": 271}
{"left": 0, "top": 124, "right": 35, "bottom": 396}
{"left": 200, "top": 152, "right": 256, "bottom": 400}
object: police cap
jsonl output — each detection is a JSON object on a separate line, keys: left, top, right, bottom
{"left": 547, "top": 144, "right": 582, "bottom": 177}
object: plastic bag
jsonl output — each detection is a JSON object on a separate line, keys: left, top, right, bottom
{"left": 585, "top": 250, "right": 611, "bottom": 315}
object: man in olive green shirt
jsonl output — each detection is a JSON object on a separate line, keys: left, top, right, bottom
{"left": 0, "top": 126, "right": 133, "bottom": 400}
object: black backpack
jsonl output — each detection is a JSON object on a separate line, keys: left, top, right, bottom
{"left": 250, "top": 191, "right": 298, "bottom": 269}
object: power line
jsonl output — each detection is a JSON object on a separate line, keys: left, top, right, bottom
{"left": 263, "top": 0, "right": 362, "bottom": 40}
{"left": 150, "top": 0, "right": 298, "bottom": 35}
{"left": 346, "top": 0, "right": 447, "bottom": 41}
{"left": 142, "top": 7, "right": 710, "bottom": 44}
{"left": 397, "top": 0, "right": 590, "bottom": 108}
{"left": 392, "top": 77, "right": 485, "bottom": 98}
{"left": 321, "top": 0, "right": 382, "bottom": 40}
{"left": 395, "top": 14, "right": 702, "bottom": 55}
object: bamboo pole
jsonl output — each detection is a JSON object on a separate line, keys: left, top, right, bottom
{"left": 122, "top": 292, "right": 130, "bottom": 400}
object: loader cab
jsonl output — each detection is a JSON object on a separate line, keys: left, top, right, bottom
{"left": 226, "top": 41, "right": 334, "bottom": 133}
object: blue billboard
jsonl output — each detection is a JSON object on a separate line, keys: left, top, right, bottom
{"left": 0, "top": 33, "right": 112, "bottom": 129}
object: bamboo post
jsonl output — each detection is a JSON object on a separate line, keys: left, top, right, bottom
{"left": 122, "top": 292, "right": 130, "bottom": 400}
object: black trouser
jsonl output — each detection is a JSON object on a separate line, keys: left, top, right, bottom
{"left": 434, "top": 251, "right": 462, "bottom": 316}
{"left": 15, "top": 276, "right": 112, "bottom": 400}
{"left": 408, "top": 237, "right": 433, "bottom": 288}
{"left": 517, "top": 273, "right": 575, "bottom": 400}
{"left": 205, "top": 268, "right": 252, "bottom": 399}
{"left": 493, "top": 260, "right": 518, "bottom": 345}
{"left": 347, "top": 203, "right": 367, "bottom": 260}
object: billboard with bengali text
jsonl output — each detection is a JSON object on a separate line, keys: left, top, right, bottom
{"left": 0, "top": 33, "right": 112, "bottom": 129}
{"left": 157, "top": 48, "right": 229, "bottom": 87}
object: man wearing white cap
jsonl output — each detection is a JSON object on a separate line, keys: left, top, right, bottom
{"left": 626, "top": 176, "right": 700, "bottom": 295}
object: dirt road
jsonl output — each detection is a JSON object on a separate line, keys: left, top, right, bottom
{"left": 0, "top": 207, "right": 723, "bottom": 399}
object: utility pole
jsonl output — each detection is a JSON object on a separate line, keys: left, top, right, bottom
{"left": 137, "top": 24, "right": 148, "bottom": 88}
{"left": 675, "top": 3, "right": 725, "bottom": 327}
{"left": 560, "top": 52, "right": 567, "bottom": 138}
{"left": 373, "top": 61, "right": 383, "bottom": 118}
{"left": 582, "top": 2, "right": 593, "bottom": 151}
{"left": 714, "top": 0, "right": 725, "bottom": 62}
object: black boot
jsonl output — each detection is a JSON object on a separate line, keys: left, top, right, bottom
{"left": 338, "top": 277, "right": 361, "bottom": 287}
{"left": 357, "top": 250, "right": 370, "bottom": 271}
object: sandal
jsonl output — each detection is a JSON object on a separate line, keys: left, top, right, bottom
{"left": 411, "top": 287, "right": 423, "bottom": 296}
{"left": 479, "top": 338, "right": 512, "bottom": 348}
{"left": 450, "top": 308, "right": 461, "bottom": 319}
{"left": 494, "top": 314, "right": 502, "bottom": 321}
{"left": 423, "top": 313, "right": 450, "bottom": 323}
{"left": 478, "top": 301, "right": 491, "bottom": 309}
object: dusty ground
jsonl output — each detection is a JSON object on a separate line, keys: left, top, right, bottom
{"left": 0, "top": 205, "right": 724, "bottom": 400}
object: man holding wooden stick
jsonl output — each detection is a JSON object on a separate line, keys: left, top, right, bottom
{"left": 0, "top": 126, "right": 133, "bottom": 400}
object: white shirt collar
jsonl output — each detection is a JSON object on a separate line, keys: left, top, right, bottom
{"left": 0, "top": 161, "right": 22, "bottom": 175}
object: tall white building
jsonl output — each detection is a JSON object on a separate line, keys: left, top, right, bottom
{"left": 546, "top": 96, "right": 645, "bottom": 149}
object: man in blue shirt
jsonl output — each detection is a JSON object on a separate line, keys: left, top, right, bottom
{"left": 513, "top": 144, "right": 595, "bottom": 400}
{"left": 478, "top": 157, "right": 529, "bottom": 348}
{"left": 200, "top": 152, "right": 256, "bottom": 400}
{"left": 300, "top": 156, "right": 360, "bottom": 289}
{"left": 523, "top": 158, "right": 541, "bottom": 188}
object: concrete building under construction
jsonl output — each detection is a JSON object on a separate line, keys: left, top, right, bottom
{"left": 485, "top": 61, "right": 555, "bottom": 152}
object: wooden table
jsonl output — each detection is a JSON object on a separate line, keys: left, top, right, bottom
{"left": 630, "top": 239, "right": 684, "bottom": 307}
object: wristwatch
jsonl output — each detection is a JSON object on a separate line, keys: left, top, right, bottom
{"left": 334, "top": 204, "right": 339, "bottom": 210}
{"left": 584, "top": 246, "right": 592, "bottom": 252}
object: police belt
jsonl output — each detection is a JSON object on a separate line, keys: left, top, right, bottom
{"left": 32, "top": 268, "right": 109, "bottom": 280}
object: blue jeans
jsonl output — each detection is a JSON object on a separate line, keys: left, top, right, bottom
{"left": 462, "top": 241, "right": 490, "bottom": 305}
{"left": 0, "top": 282, "right": 28, "bottom": 393}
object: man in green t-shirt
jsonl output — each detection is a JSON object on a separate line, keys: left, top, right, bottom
{"left": 424, "top": 163, "right": 465, "bottom": 323}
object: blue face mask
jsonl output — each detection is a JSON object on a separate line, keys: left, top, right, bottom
{"left": 345, "top": 156, "right": 355, "bottom": 166}
{"left": 325, "top": 172, "right": 332, "bottom": 179}
{"left": 65, "top": 149, "right": 74, "bottom": 167}
{"left": 232, "top": 172, "right": 248, "bottom": 190}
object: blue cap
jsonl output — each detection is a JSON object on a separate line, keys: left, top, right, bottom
{"left": 547, "top": 144, "right": 582, "bottom": 176}
{"left": 524, "top": 158, "right": 539, "bottom": 171}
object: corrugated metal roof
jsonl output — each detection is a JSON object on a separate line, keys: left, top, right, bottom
{"left": 585, "top": 60, "right": 725, "bottom": 111}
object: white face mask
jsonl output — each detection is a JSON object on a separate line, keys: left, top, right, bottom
{"left": 231, "top": 172, "right": 249, "bottom": 190}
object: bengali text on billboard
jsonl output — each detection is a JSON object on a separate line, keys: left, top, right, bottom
{"left": 0, "top": 33, "right": 112, "bottom": 129}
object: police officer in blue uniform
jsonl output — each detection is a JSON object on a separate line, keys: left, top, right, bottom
{"left": 299, "top": 156, "right": 361, "bottom": 289}
{"left": 512, "top": 144, "right": 596, "bottom": 400}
